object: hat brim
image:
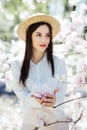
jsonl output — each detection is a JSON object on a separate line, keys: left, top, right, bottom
{"left": 17, "top": 13, "right": 61, "bottom": 41}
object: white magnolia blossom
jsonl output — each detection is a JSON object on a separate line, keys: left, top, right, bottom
{"left": 68, "top": 0, "right": 81, "bottom": 6}
{"left": 73, "top": 73, "right": 85, "bottom": 86}
{"left": 76, "top": 59, "right": 87, "bottom": 73}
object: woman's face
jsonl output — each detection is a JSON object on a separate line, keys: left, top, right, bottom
{"left": 32, "top": 24, "right": 51, "bottom": 53}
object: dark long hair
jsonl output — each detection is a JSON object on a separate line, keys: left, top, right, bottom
{"left": 19, "top": 22, "right": 54, "bottom": 86}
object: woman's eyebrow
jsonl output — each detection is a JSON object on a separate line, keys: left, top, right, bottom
{"left": 35, "top": 32, "right": 51, "bottom": 35}
{"left": 35, "top": 32, "right": 41, "bottom": 34}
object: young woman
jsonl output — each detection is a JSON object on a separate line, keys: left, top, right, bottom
{"left": 10, "top": 13, "right": 69, "bottom": 130}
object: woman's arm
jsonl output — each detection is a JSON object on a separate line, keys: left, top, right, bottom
{"left": 6, "top": 60, "right": 42, "bottom": 109}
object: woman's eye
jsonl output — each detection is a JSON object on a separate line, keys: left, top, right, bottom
{"left": 36, "top": 33, "right": 41, "bottom": 36}
{"left": 46, "top": 34, "right": 51, "bottom": 37}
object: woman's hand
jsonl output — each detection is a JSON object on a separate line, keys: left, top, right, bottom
{"left": 31, "top": 94, "right": 44, "bottom": 104}
{"left": 41, "top": 93, "right": 56, "bottom": 107}
{"left": 31, "top": 89, "right": 59, "bottom": 107}
{"left": 41, "top": 89, "right": 59, "bottom": 107}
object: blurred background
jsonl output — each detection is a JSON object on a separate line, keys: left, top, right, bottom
{"left": 0, "top": 0, "right": 87, "bottom": 130}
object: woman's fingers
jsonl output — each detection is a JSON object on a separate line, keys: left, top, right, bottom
{"left": 31, "top": 94, "right": 44, "bottom": 104}
{"left": 41, "top": 102, "right": 52, "bottom": 107}
{"left": 41, "top": 93, "right": 56, "bottom": 107}
{"left": 35, "top": 97, "right": 44, "bottom": 104}
{"left": 44, "top": 93, "right": 55, "bottom": 99}
{"left": 43, "top": 97, "right": 55, "bottom": 103}
{"left": 31, "top": 91, "right": 58, "bottom": 107}
{"left": 41, "top": 100, "right": 55, "bottom": 107}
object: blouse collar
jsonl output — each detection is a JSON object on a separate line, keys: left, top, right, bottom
{"left": 30, "top": 52, "right": 47, "bottom": 67}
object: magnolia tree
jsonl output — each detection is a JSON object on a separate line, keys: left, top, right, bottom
{"left": 1, "top": 1, "right": 87, "bottom": 130}
{"left": 53, "top": 2, "right": 87, "bottom": 130}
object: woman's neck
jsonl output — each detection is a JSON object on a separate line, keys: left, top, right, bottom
{"left": 31, "top": 51, "right": 45, "bottom": 64}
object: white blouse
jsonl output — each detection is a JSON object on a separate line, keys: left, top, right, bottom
{"left": 10, "top": 53, "right": 67, "bottom": 111}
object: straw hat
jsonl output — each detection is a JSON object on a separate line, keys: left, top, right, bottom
{"left": 17, "top": 13, "right": 60, "bottom": 41}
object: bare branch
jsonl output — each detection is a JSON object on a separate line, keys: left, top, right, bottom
{"left": 71, "top": 106, "right": 87, "bottom": 130}
{"left": 33, "top": 106, "right": 87, "bottom": 130}
{"left": 33, "top": 127, "right": 38, "bottom": 130}
{"left": 53, "top": 95, "right": 87, "bottom": 108}
{"left": 63, "top": 81, "right": 87, "bottom": 85}
{"left": 34, "top": 106, "right": 87, "bottom": 130}
{"left": 44, "top": 120, "right": 70, "bottom": 127}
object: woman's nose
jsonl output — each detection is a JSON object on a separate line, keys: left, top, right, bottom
{"left": 41, "top": 36, "right": 47, "bottom": 43}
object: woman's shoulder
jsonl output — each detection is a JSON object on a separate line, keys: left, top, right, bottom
{"left": 10, "top": 59, "right": 23, "bottom": 81}
{"left": 10, "top": 58, "right": 22, "bottom": 70}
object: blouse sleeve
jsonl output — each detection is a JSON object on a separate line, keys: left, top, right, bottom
{"left": 10, "top": 60, "right": 42, "bottom": 110}
{"left": 54, "top": 57, "right": 67, "bottom": 106}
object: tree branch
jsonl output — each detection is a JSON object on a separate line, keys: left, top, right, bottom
{"left": 53, "top": 95, "right": 87, "bottom": 108}
{"left": 33, "top": 106, "right": 87, "bottom": 130}
{"left": 33, "top": 95, "right": 87, "bottom": 130}
{"left": 71, "top": 106, "right": 87, "bottom": 130}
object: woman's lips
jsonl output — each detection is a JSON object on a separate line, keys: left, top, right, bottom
{"left": 40, "top": 45, "right": 46, "bottom": 48}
